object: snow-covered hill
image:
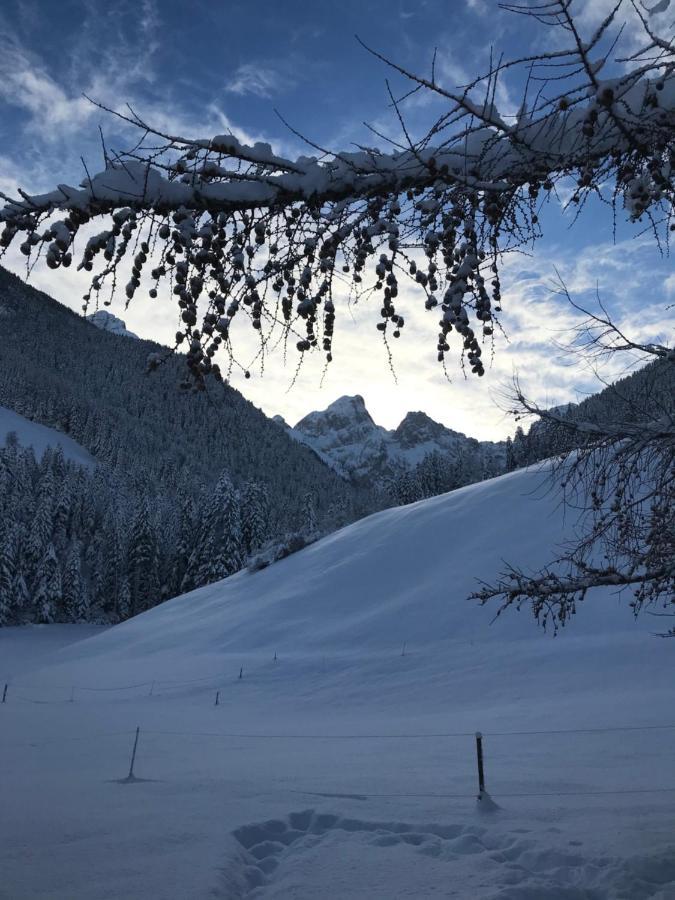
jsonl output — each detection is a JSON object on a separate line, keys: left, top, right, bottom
{"left": 0, "top": 403, "right": 95, "bottom": 467}
{"left": 2, "top": 465, "right": 673, "bottom": 899}
{"left": 33, "top": 463, "right": 666, "bottom": 690}
{"left": 281, "top": 394, "right": 505, "bottom": 483}
{"left": 85, "top": 308, "right": 139, "bottom": 338}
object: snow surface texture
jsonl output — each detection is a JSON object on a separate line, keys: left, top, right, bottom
{"left": 0, "top": 625, "right": 106, "bottom": 682}
{"left": 1, "top": 465, "right": 674, "bottom": 899}
{"left": 283, "top": 394, "right": 504, "bottom": 481}
{"left": 85, "top": 309, "right": 139, "bottom": 339}
{"left": 0, "top": 404, "right": 95, "bottom": 467}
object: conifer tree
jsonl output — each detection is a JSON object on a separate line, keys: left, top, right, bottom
{"left": 27, "top": 480, "right": 54, "bottom": 586}
{"left": 0, "top": 526, "right": 16, "bottom": 625}
{"left": 33, "top": 543, "right": 62, "bottom": 624}
{"left": 220, "top": 477, "right": 244, "bottom": 576}
{"left": 172, "top": 495, "right": 197, "bottom": 593}
{"left": 128, "top": 497, "right": 158, "bottom": 614}
{"left": 301, "top": 491, "right": 318, "bottom": 537}
{"left": 52, "top": 481, "right": 73, "bottom": 551}
{"left": 101, "top": 518, "right": 125, "bottom": 619}
{"left": 188, "top": 472, "right": 244, "bottom": 588}
{"left": 62, "top": 540, "right": 85, "bottom": 621}
{"left": 240, "top": 481, "right": 269, "bottom": 556}
{"left": 12, "top": 571, "right": 29, "bottom": 623}
{"left": 117, "top": 576, "right": 132, "bottom": 621}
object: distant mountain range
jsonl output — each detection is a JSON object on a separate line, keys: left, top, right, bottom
{"left": 275, "top": 394, "right": 505, "bottom": 485}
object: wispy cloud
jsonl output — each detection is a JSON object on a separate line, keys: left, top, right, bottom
{"left": 225, "top": 62, "right": 294, "bottom": 99}
{"left": 0, "top": 34, "right": 93, "bottom": 140}
{"left": 0, "top": 3, "right": 291, "bottom": 194}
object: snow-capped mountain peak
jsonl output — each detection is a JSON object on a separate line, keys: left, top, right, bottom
{"left": 86, "top": 309, "right": 139, "bottom": 339}
{"left": 280, "top": 395, "right": 504, "bottom": 484}
{"left": 392, "top": 410, "right": 463, "bottom": 449}
{"left": 288, "top": 395, "right": 390, "bottom": 480}
{"left": 296, "top": 394, "right": 377, "bottom": 434}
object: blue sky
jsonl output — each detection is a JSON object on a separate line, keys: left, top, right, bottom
{"left": 1, "top": 0, "right": 672, "bottom": 440}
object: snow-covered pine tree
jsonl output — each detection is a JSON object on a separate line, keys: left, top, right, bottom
{"left": 100, "top": 517, "right": 125, "bottom": 620}
{"left": 0, "top": 525, "right": 16, "bottom": 625}
{"left": 62, "top": 540, "right": 86, "bottom": 622}
{"left": 27, "top": 471, "right": 55, "bottom": 588}
{"left": 33, "top": 543, "right": 62, "bottom": 624}
{"left": 128, "top": 496, "right": 158, "bottom": 615}
{"left": 220, "top": 477, "right": 245, "bottom": 576}
{"left": 172, "top": 495, "right": 197, "bottom": 595}
{"left": 117, "top": 575, "right": 132, "bottom": 621}
{"left": 301, "top": 491, "right": 318, "bottom": 537}
{"left": 12, "top": 571, "right": 29, "bottom": 623}
{"left": 394, "top": 468, "right": 422, "bottom": 506}
{"left": 52, "top": 479, "right": 73, "bottom": 552}
{"left": 187, "top": 471, "right": 244, "bottom": 588}
{"left": 240, "top": 481, "right": 269, "bottom": 557}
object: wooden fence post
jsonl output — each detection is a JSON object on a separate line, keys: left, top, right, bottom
{"left": 475, "top": 732, "right": 486, "bottom": 799}
{"left": 127, "top": 727, "right": 140, "bottom": 780}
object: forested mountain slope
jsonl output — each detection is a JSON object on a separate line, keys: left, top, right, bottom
{"left": 0, "top": 266, "right": 358, "bottom": 521}
{"left": 507, "top": 357, "right": 675, "bottom": 468}
{"left": 0, "top": 267, "right": 366, "bottom": 626}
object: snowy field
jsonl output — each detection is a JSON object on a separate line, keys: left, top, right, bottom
{"left": 0, "top": 404, "right": 94, "bottom": 467}
{"left": 1, "top": 466, "right": 674, "bottom": 899}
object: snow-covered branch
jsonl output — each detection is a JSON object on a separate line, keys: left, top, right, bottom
{"left": 474, "top": 560, "right": 673, "bottom": 604}
{"left": 0, "top": 1, "right": 674, "bottom": 384}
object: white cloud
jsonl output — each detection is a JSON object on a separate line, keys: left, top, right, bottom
{"left": 0, "top": 6, "right": 295, "bottom": 199}
{"left": 225, "top": 63, "right": 293, "bottom": 99}
{"left": 0, "top": 36, "right": 93, "bottom": 140}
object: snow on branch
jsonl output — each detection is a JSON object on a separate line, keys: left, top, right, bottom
{"left": 1, "top": 0, "right": 674, "bottom": 385}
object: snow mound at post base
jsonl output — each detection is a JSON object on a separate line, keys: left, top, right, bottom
{"left": 36, "top": 463, "right": 669, "bottom": 716}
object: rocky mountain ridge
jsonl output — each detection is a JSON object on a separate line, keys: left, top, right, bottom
{"left": 279, "top": 394, "right": 506, "bottom": 484}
